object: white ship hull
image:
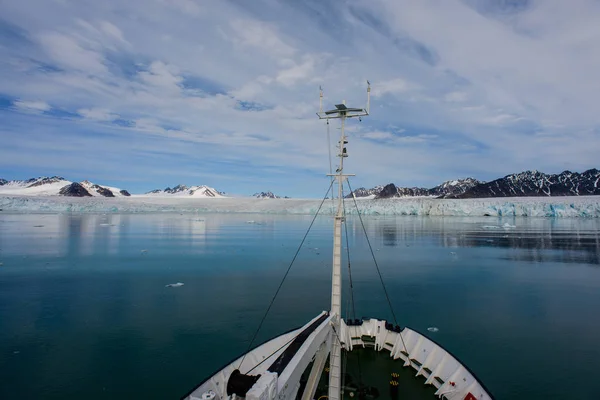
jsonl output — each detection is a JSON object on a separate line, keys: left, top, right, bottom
{"left": 183, "top": 313, "right": 493, "bottom": 400}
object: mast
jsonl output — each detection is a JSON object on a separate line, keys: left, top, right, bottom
{"left": 317, "top": 83, "right": 370, "bottom": 400}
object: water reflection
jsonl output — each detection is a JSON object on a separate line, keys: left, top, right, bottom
{"left": 353, "top": 216, "right": 600, "bottom": 265}
{"left": 0, "top": 214, "right": 212, "bottom": 257}
{"left": 0, "top": 213, "right": 296, "bottom": 260}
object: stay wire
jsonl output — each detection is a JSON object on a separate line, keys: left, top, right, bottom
{"left": 341, "top": 186, "right": 363, "bottom": 383}
{"left": 238, "top": 179, "right": 335, "bottom": 370}
{"left": 341, "top": 195, "right": 357, "bottom": 324}
{"left": 246, "top": 331, "right": 300, "bottom": 374}
{"left": 346, "top": 179, "right": 409, "bottom": 355}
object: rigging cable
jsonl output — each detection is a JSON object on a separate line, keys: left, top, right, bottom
{"left": 246, "top": 331, "right": 300, "bottom": 374}
{"left": 341, "top": 186, "right": 362, "bottom": 383}
{"left": 327, "top": 119, "right": 333, "bottom": 177}
{"left": 238, "top": 179, "right": 335, "bottom": 370}
{"left": 346, "top": 179, "right": 409, "bottom": 356}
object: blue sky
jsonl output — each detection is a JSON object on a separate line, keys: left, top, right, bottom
{"left": 1, "top": 0, "right": 599, "bottom": 197}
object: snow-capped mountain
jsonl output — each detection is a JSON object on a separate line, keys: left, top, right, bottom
{"left": 145, "top": 184, "right": 223, "bottom": 198}
{"left": 0, "top": 177, "right": 131, "bottom": 197}
{"left": 253, "top": 191, "right": 281, "bottom": 199}
{"left": 349, "top": 169, "right": 600, "bottom": 199}
{"left": 429, "top": 178, "right": 482, "bottom": 198}
{"left": 80, "top": 180, "right": 131, "bottom": 197}
{"left": 345, "top": 186, "right": 383, "bottom": 198}
{"left": 59, "top": 182, "right": 92, "bottom": 197}
{"left": 456, "top": 169, "right": 600, "bottom": 198}
{"left": 0, "top": 176, "right": 71, "bottom": 196}
{"left": 374, "top": 184, "right": 430, "bottom": 199}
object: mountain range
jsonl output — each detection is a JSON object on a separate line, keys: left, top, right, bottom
{"left": 455, "top": 169, "right": 600, "bottom": 198}
{"left": 145, "top": 184, "right": 223, "bottom": 197}
{"left": 2, "top": 169, "right": 599, "bottom": 199}
{"left": 252, "top": 191, "right": 289, "bottom": 199}
{"left": 349, "top": 169, "right": 600, "bottom": 199}
{"left": 348, "top": 178, "right": 481, "bottom": 199}
{"left": 0, "top": 177, "right": 131, "bottom": 197}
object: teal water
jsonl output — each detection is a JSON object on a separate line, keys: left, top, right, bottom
{"left": 0, "top": 213, "right": 599, "bottom": 399}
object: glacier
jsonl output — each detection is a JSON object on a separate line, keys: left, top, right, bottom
{"left": 1, "top": 195, "right": 599, "bottom": 217}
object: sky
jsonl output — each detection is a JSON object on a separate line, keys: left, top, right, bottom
{"left": 1, "top": 0, "right": 599, "bottom": 197}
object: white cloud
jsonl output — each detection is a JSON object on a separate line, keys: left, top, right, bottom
{"left": 159, "top": 0, "right": 202, "bottom": 16}
{"left": 362, "top": 130, "right": 395, "bottom": 140}
{"left": 13, "top": 100, "right": 51, "bottom": 113}
{"left": 371, "top": 78, "right": 412, "bottom": 97}
{"left": 362, "top": 130, "right": 436, "bottom": 144}
{"left": 38, "top": 32, "right": 107, "bottom": 74}
{"left": 482, "top": 113, "right": 525, "bottom": 126}
{"left": 77, "top": 108, "right": 118, "bottom": 121}
{"left": 229, "top": 18, "right": 296, "bottom": 57}
{"left": 275, "top": 55, "right": 317, "bottom": 87}
{"left": 138, "top": 61, "right": 183, "bottom": 93}
{"left": 99, "top": 21, "right": 127, "bottom": 44}
{"left": 444, "top": 91, "right": 467, "bottom": 102}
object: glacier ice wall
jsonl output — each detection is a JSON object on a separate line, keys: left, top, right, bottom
{"left": 1, "top": 195, "right": 599, "bottom": 217}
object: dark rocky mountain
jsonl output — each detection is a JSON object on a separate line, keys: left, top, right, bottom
{"left": 80, "top": 180, "right": 122, "bottom": 197}
{"left": 374, "top": 184, "right": 430, "bottom": 199}
{"left": 345, "top": 186, "right": 383, "bottom": 198}
{"left": 397, "top": 187, "right": 430, "bottom": 197}
{"left": 164, "top": 184, "right": 189, "bottom": 194}
{"left": 59, "top": 182, "right": 92, "bottom": 197}
{"left": 0, "top": 179, "right": 7, "bottom": 186}
{"left": 456, "top": 169, "right": 600, "bottom": 198}
{"left": 94, "top": 185, "right": 115, "bottom": 197}
{"left": 26, "top": 176, "right": 66, "bottom": 188}
{"left": 253, "top": 191, "right": 280, "bottom": 199}
{"left": 429, "top": 178, "right": 481, "bottom": 198}
{"left": 119, "top": 190, "right": 131, "bottom": 197}
{"left": 374, "top": 184, "right": 398, "bottom": 199}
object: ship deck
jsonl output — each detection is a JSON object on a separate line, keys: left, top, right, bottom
{"left": 300, "top": 347, "right": 437, "bottom": 400}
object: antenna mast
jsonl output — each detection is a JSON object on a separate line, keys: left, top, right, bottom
{"left": 316, "top": 82, "right": 370, "bottom": 400}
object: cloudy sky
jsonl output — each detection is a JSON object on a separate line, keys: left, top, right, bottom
{"left": 1, "top": 0, "right": 599, "bottom": 197}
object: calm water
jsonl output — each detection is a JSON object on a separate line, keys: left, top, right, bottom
{"left": 0, "top": 213, "right": 599, "bottom": 399}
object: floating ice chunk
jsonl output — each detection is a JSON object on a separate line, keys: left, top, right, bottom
{"left": 166, "top": 282, "right": 184, "bottom": 287}
{"left": 449, "top": 252, "right": 457, "bottom": 256}
{"left": 502, "top": 223, "right": 516, "bottom": 229}
{"left": 0, "top": 262, "right": 3, "bottom": 266}
{"left": 427, "top": 327, "right": 439, "bottom": 333}
{"left": 481, "top": 225, "right": 501, "bottom": 229}
{"left": 140, "top": 249, "right": 148, "bottom": 255}
{"left": 99, "top": 223, "right": 111, "bottom": 227}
